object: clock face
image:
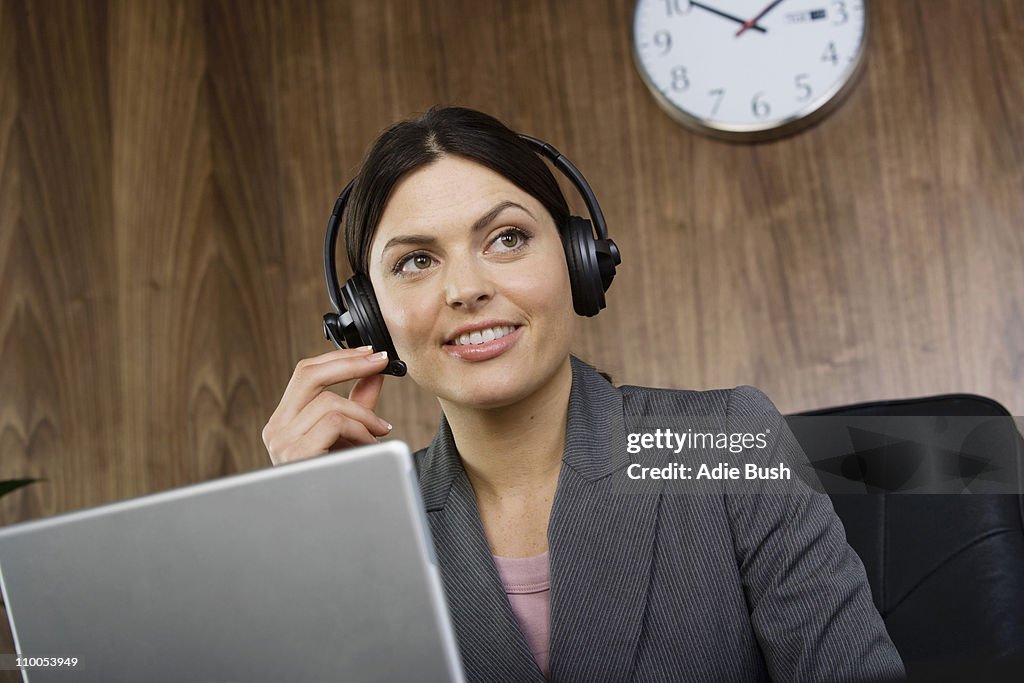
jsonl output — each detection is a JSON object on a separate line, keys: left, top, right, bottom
{"left": 632, "top": 0, "right": 868, "bottom": 140}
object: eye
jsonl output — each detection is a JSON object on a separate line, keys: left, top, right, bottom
{"left": 394, "top": 252, "right": 435, "bottom": 275}
{"left": 488, "top": 228, "right": 531, "bottom": 253}
{"left": 498, "top": 232, "right": 521, "bottom": 248}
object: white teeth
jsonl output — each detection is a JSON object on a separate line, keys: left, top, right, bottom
{"left": 452, "top": 326, "right": 515, "bottom": 346}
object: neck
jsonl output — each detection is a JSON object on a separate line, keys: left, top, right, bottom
{"left": 439, "top": 357, "right": 573, "bottom": 501}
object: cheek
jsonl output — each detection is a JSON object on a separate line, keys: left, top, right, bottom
{"left": 513, "top": 250, "right": 575, "bottom": 313}
{"left": 376, "top": 287, "right": 436, "bottom": 354}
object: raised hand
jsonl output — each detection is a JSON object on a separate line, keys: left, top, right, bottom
{"left": 262, "top": 346, "right": 393, "bottom": 466}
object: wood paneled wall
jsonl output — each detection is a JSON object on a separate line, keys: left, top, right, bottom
{"left": 1, "top": 0, "right": 1022, "bottom": 527}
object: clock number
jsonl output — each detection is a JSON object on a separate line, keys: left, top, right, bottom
{"left": 751, "top": 92, "right": 770, "bottom": 119}
{"left": 832, "top": 0, "right": 849, "bottom": 25}
{"left": 671, "top": 66, "right": 689, "bottom": 91}
{"left": 795, "top": 74, "right": 812, "bottom": 102}
{"left": 654, "top": 30, "right": 673, "bottom": 55}
{"left": 664, "top": 0, "right": 692, "bottom": 16}
{"left": 708, "top": 88, "right": 725, "bottom": 116}
{"left": 821, "top": 41, "right": 838, "bottom": 66}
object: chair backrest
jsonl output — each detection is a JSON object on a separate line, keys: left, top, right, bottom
{"left": 789, "top": 394, "right": 1024, "bottom": 680}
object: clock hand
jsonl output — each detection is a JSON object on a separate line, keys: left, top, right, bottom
{"left": 689, "top": 1, "right": 767, "bottom": 33}
{"left": 735, "top": 0, "right": 786, "bottom": 37}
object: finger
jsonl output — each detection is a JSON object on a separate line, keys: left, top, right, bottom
{"left": 290, "top": 350, "right": 390, "bottom": 393}
{"left": 273, "top": 413, "right": 377, "bottom": 465}
{"left": 270, "top": 351, "right": 390, "bottom": 431}
{"left": 303, "top": 411, "right": 378, "bottom": 454}
{"left": 277, "top": 391, "right": 391, "bottom": 450}
{"left": 264, "top": 347, "right": 373, "bottom": 438}
{"left": 302, "top": 345, "right": 374, "bottom": 368}
{"left": 349, "top": 372, "right": 385, "bottom": 412}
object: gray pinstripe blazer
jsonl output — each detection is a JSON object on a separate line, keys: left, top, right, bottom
{"left": 413, "top": 356, "right": 905, "bottom": 682}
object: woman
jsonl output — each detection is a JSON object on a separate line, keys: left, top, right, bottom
{"left": 262, "top": 107, "right": 904, "bottom": 682}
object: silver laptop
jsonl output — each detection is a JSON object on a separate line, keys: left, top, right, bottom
{"left": 0, "top": 441, "right": 465, "bottom": 683}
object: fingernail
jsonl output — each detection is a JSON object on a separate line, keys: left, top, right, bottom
{"left": 382, "top": 421, "right": 393, "bottom": 432}
{"left": 367, "top": 350, "right": 388, "bottom": 362}
{"left": 355, "top": 345, "right": 373, "bottom": 352}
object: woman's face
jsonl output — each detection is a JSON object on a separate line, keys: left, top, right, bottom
{"left": 367, "top": 154, "right": 575, "bottom": 409}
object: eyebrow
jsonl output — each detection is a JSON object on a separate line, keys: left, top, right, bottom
{"left": 380, "top": 200, "right": 536, "bottom": 255}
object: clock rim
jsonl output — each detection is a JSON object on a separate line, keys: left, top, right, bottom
{"left": 630, "top": 0, "right": 871, "bottom": 143}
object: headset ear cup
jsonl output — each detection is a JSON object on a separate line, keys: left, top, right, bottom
{"left": 340, "top": 274, "right": 407, "bottom": 376}
{"left": 563, "top": 217, "right": 605, "bottom": 317}
{"left": 339, "top": 275, "right": 373, "bottom": 349}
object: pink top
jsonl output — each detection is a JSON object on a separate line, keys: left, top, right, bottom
{"left": 491, "top": 550, "right": 551, "bottom": 679}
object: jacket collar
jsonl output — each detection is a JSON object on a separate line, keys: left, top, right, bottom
{"left": 415, "top": 356, "right": 661, "bottom": 681}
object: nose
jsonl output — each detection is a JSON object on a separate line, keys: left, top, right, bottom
{"left": 443, "top": 258, "right": 495, "bottom": 311}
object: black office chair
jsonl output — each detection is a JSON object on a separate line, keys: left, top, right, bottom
{"left": 788, "top": 394, "right": 1024, "bottom": 681}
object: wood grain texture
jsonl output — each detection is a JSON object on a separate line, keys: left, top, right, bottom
{"left": 0, "top": 0, "right": 1022, "bottom": 530}
{"left": 0, "top": 0, "right": 14, "bottom": 662}
{"left": 2, "top": 0, "right": 120, "bottom": 524}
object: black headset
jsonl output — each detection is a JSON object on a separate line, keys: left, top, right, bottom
{"left": 322, "top": 133, "right": 621, "bottom": 377}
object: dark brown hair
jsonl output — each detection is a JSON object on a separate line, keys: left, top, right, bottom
{"left": 343, "top": 106, "right": 571, "bottom": 275}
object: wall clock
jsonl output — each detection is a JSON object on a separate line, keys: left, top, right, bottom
{"left": 632, "top": 0, "right": 868, "bottom": 141}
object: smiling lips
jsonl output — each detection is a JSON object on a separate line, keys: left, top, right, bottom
{"left": 443, "top": 323, "right": 523, "bottom": 361}
{"left": 450, "top": 325, "right": 517, "bottom": 346}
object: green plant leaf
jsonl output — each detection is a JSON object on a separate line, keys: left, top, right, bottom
{"left": 0, "top": 478, "right": 42, "bottom": 499}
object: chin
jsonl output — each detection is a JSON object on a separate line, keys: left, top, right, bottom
{"left": 457, "top": 382, "right": 535, "bottom": 409}
{"left": 443, "top": 363, "right": 537, "bottom": 409}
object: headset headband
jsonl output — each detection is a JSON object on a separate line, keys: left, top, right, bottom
{"left": 324, "top": 180, "right": 355, "bottom": 317}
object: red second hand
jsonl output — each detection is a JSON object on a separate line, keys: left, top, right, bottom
{"left": 736, "top": 0, "right": 786, "bottom": 37}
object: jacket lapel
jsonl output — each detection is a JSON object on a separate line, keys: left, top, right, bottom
{"left": 414, "top": 356, "right": 662, "bottom": 682}
{"left": 547, "top": 357, "right": 662, "bottom": 682}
